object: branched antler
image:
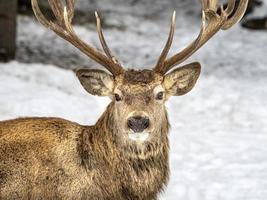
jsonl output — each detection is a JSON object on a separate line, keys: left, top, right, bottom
{"left": 31, "top": 0, "right": 124, "bottom": 76}
{"left": 32, "top": 0, "right": 248, "bottom": 76}
{"left": 154, "top": 0, "right": 248, "bottom": 74}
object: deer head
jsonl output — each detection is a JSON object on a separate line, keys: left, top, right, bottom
{"left": 32, "top": 0, "right": 248, "bottom": 157}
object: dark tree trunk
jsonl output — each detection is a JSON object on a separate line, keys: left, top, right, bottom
{"left": 0, "top": 0, "right": 17, "bottom": 62}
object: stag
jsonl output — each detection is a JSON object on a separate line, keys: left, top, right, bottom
{"left": 0, "top": 0, "right": 247, "bottom": 199}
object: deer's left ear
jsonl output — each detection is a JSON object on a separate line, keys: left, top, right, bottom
{"left": 163, "top": 62, "right": 201, "bottom": 96}
{"left": 76, "top": 69, "right": 114, "bottom": 96}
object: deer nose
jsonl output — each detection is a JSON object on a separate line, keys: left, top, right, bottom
{"left": 127, "top": 116, "right": 150, "bottom": 133}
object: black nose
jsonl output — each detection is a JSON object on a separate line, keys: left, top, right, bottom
{"left": 127, "top": 116, "right": 150, "bottom": 133}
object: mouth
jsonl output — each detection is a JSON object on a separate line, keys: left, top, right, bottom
{"left": 128, "top": 131, "right": 149, "bottom": 142}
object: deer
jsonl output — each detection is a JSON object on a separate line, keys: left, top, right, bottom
{"left": 0, "top": 0, "right": 248, "bottom": 199}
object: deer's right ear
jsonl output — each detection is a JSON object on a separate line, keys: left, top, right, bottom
{"left": 163, "top": 62, "right": 201, "bottom": 97}
{"left": 76, "top": 69, "right": 114, "bottom": 96}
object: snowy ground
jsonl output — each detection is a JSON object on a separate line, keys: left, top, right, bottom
{"left": 1, "top": 0, "right": 267, "bottom": 199}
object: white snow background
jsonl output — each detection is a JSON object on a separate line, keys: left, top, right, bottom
{"left": 1, "top": 1, "right": 267, "bottom": 199}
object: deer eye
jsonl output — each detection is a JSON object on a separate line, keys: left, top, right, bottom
{"left": 156, "top": 92, "right": 164, "bottom": 100}
{"left": 114, "top": 93, "right": 122, "bottom": 101}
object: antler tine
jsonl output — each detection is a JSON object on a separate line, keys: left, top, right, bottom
{"left": 224, "top": 0, "right": 236, "bottom": 16}
{"left": 154, "top": 11, "right": 176, "bottom": 73}
{"left": 95, "top": 12, "right": 121, "bottom": 65}
{"left": 31, "top": 0, "right": 124, "bottom": 76}
{"left": 222, "top": 0, "right": 248, "bottom": 30}
{"left": 156, "top": 0, "right": 248, "bottom": 75}
{"left": 205, "top": 0, "right": 218, "bottom": 11}
{"left": 66, "top": 0, "right": 75, "bottom": 22}
{"left": 47, "top": 0, "right": 64, "bottom": 25}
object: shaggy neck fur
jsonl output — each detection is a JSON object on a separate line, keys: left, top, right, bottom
{"left": 78, "top": 102, "right": 170, "bottom": 199}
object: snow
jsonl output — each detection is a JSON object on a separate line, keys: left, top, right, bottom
{"left": 0, "top": 62, "right": 109, "bottom": 125}
{"left": 1, "top": 0, "right": 267, "bottom": 199}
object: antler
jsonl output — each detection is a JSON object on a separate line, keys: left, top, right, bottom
{"left": 95, "top": 11, "right": 121, "bottom": 66}
{"left": 154, "top": 0, "right": 248, "bottom": 74}
{"left": 155, "top": 11, "right": 176, "bottom": 70}
{"left": 31, "top": 0, "right": 124, "bottom": 76}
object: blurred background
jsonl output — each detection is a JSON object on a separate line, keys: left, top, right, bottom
{"left": 0, "top": 0, "right": 267, "bottom": 199}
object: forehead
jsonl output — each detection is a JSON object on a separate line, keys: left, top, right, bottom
{"left": 115, "top": 69, "right": 163, "bottom": 93}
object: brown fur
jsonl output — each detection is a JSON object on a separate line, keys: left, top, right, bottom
{"left": 0, "top": 70, "right": 171, "bottom": 200}
{"left": 0, "top": 65, "right": 200, "bottom": 199}
{"left": 123, "top": 69, "right": 156, "bottom": 84}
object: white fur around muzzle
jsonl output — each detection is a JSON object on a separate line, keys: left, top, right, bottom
{"left": 128, "top": 132, "right": 149, "bottom": 142}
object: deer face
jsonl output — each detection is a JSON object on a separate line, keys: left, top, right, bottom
{"left": 76, "top": 63, "right": 200, "bottom": 157}
{"left": 112, "top": 70, "right": 166, "bottom": 145}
